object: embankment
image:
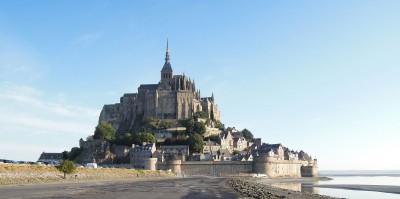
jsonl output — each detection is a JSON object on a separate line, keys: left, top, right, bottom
{"left": 0, "top": 164, "right": 175, "bottom": 185}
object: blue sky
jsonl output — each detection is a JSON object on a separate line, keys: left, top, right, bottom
{"left": 0, "top": 1, "right": 399, "bottom": 170}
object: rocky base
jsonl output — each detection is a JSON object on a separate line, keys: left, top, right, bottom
{"left": 227, "top": 178, "right": 338, "bottom": 199}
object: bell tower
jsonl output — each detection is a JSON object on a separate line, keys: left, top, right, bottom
{"left": 161, "top": 39, "right": 173, "bottom": 82}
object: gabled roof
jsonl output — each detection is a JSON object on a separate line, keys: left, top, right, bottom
{"left": 219, "top": 149, "right": 231, "bottom": 157}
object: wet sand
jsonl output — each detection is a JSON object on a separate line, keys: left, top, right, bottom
{"left": 0, "top": 176, "right": 240, "bottom": 199}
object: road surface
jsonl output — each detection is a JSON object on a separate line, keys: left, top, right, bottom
{"left": 0, "top": 176, "right": 241, "bottom": 199}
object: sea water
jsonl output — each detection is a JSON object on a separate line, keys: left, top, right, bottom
{"left": 318, "top": 176, "right": 400, "bottom": 199}
{"left": 268, "top": 172, "right": 400, "bottom": 199}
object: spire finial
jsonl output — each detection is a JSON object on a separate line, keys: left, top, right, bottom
{"left": 165, "top": 38, "right": 170, "bottom": 61}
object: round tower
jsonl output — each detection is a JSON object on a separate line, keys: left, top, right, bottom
{"left": 144, "top": 157, "right": 158, "bottom": 171}
{"left": 168, "top": 155, "right": 182, "bottom": 173}
{"left": 253, "top": 154, "right": 269, "bottom": 174}
{"left": 312, "top": 159, "right": 318, "bottom": 177}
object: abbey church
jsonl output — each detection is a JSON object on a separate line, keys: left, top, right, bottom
{"left": 99, "top": 41, "right": 220, "bottom": 134}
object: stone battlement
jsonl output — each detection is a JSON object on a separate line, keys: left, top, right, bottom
{"left": 148, "top": 158, "right": 318, "bottom": 178}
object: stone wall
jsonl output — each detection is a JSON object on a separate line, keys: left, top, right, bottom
{"left": 149, "top": 156, "right": 317, "bottom": 178}
{"left": 254, "top": 156, "right": 305, "bottom": 178}
{"left": 265, "top": 160, "right": 303, "bottom": 178}
{"left": 157, "top": 161, "right": 253, "bottom": 176}
{"left": 182, "top": 161, "right": 254, "bottom": 176}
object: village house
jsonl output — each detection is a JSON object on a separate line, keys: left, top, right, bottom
{"left": 259, "top": 143, "right": 285, "bottom": 160}
{"left": 233, "top": 137, "right": 248, "bottom": 151}
{"left": 202, "top": 140, "right": 221, "bottom": 154}
{"left": 130, "top": 142, "right": 156, "bottom": 168}
{"left": 284, "top": 149, "right": 299, "bottom": 160}
{"left": 219, "top": 131, "right": 233, "bottom": 151}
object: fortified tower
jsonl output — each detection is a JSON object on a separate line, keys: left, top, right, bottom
{"left": 168, "top": 155, "right": 182, "bottom": 173}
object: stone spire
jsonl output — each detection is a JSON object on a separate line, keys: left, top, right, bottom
{"left": 162, "top": 39, "right": 172, "bottom": 71}
{"left": 161, "top": 39, "right": 173, "bottom": 80}
{"left": 211, "top": 92, "right": 214, "bottom": 102}
{"left": 165, "top": 39, "right": 170, "bottom": 61}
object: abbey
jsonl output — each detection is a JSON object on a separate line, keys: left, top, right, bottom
{"left": 99, "top": 41, "right": 220, "bottom": 134}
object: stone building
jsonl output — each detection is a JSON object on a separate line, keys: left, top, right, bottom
{"left": 233, "top": 137, "right": 248, "bottom": 151}
{"left": 130, "top": 142, "right": 156, "bottom": 168}
{"left": 37, "top": 152, "right": 63, "bottom": 164}
{"left": 98, "top": 41, "right": 220, "bottom": 135}
{"left": 219, "top": 131, "right": 233, "bottom": 151}
{"left": 258, "top": 143, "right": 285, "bottom": 160}
{"left": 203, "top": 140, "right": 221, "bottom": 154}
{"left": 159, "top": 145, "right": 189, "bottom": 161}
{"left": 152, "top": 127, "right": 186, "bottom": 142}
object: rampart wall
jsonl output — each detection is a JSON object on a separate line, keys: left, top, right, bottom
{"left": 151, "top": 156, "right": 318, "bottom": 178}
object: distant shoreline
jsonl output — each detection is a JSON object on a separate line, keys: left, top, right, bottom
{"left": 320, "top": 173, "right": 400, "bottom": 177}
{"left": 317, "top": 184, "right": 400, "bottom": 195}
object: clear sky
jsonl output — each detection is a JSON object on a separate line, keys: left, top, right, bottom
{"left": 0, "top": 1, "right": 399, "bottom": 170}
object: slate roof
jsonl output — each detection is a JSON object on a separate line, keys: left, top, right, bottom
{"left": 138, "top": 84, "right": 158, "bottom": 91}
{"left": 123, "top": 93, "right": 137, "bottom": 97}
{"left": 162, "top": 61, "right": 173, "bottom": 72}
{"left": 132, "top": 143, "right": 155, "bottom": 152}
{"left": 204, "top": 141, "right": 220, "bottom": 146}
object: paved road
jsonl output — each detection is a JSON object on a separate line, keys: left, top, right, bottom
{"left": 0, "top": 176, "right": 241, "bottom": 199}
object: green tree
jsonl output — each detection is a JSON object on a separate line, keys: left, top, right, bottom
{"left": 132, "top": 132, "right": 157, "bottom": 145}
{"left": 194, "top": 111, "right": 208, "bottom": 119}
{"left": 187, "top": 133, "right": 204, "bottom": 153}
{"left": 208, "top": 134, "right": 219, "bottom": 142}
{"left": 143, "top": 117, "right": 159, "bottom": 130}
{"left": 62, "top": 151, "right": 69, "bottom": 160}
{"left": 232, "top": 150, "right": 241, "bottom": 155}
{"left": 214, "top": 120, "right": 225, "bottom": 130}
{"left": 159, "top": 120, "right": 176, "bottom": 129}
{"left": 94, "top": 122, "right": 116, "bottom": 141}
{"left": 86, "top": 135, "right": 94, "bottom": 141}
{"left": 68, "top": 147, "right": 82, "bottom": 161}
{"left": 194, "top": 122, "right": 206, "bottom": 135}
{"left": 58, "top": 160, "right": 77, "bottom": 179}
{"left": 184, "top": 118, "right": 195, "bottom": 134}
{"left": 121, "top": 132, "right": 133, "bottom": 146}
{"left": 242, "top": 128, "right": 254, "bottom": 142}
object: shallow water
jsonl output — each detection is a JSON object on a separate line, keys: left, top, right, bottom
{"left": 318, "top": 187, "right": 400, "bottom": 199}
{"left": 267, "top": 176, "right": 400, "bottom": 199}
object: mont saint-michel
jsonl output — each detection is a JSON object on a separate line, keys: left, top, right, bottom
{"left": 37, "top": 42, "right": 315, "bottom": 180}
{"left": 99, "top": 41, "right": 220, "bottom": 136}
